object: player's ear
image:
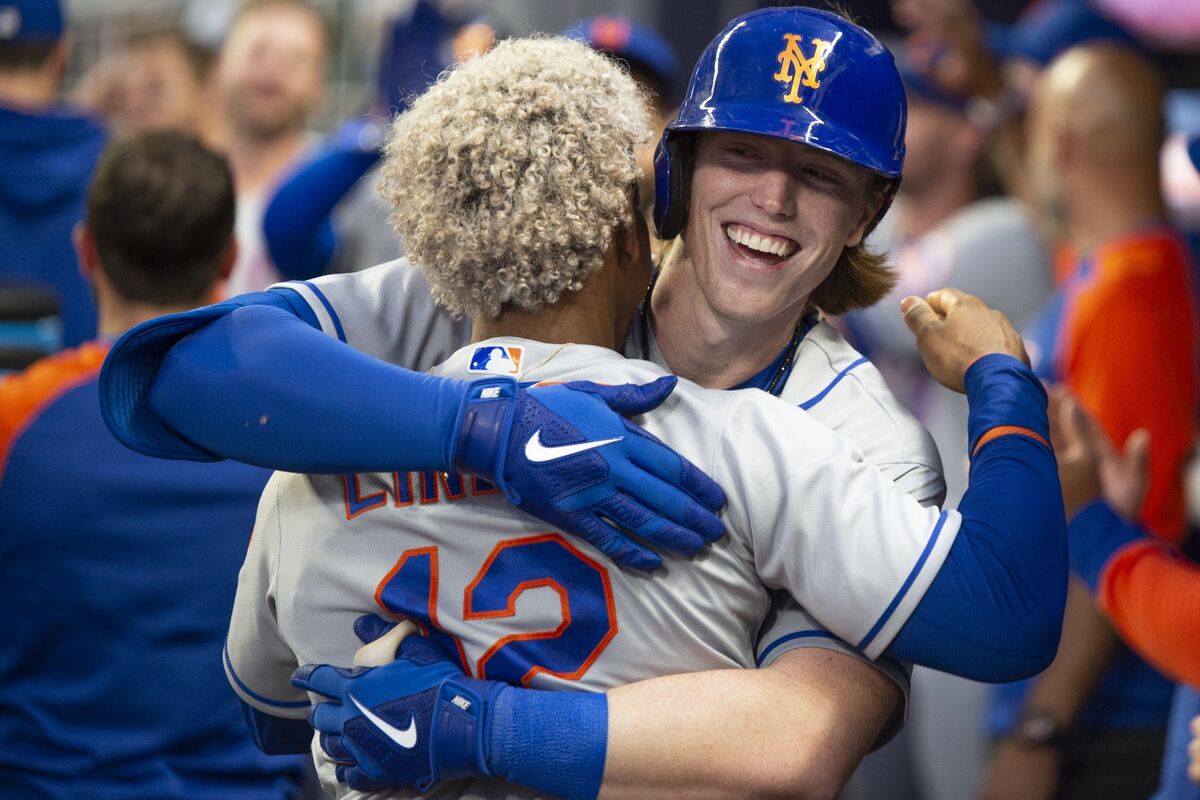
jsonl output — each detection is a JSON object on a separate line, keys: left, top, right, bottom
{"left": 616, "top": 185, "right": 650, "bottom": 266}
{"left": 218, "top": 235, "right": 239, "bottom": 282}
{"left": 846, "top": 177, "right": 886, "bottom": 248}
{"left": 74, "top": 222, "right": 100, "bottom": 281}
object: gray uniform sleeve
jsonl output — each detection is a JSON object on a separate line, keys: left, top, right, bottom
{"left": 271, "top": 258, "right": 472, "bottom": 369}
{"left": 714, "top": 391, "right": 961, "bottom": 661}
{"left": 224, "top": 475, "right": 310, "bottom": 719}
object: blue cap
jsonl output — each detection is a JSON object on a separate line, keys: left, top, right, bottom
{"left": 987, "top": 0, "right": 1139, "bottom": 66}
{"left": 564, "top": 15, "right": 680, "bottom": 100}
{"left": 0, "top": 0, "right": 64, "bottom": 42}
{"left": 653, "top": 7, "right": 907, "bottom": 239}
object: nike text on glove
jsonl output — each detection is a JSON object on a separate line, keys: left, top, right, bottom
{"left": 292, "top": 635, "right": 503, "bottom": 793}
{"left": 450, "top": 374, "right": 727, "bottom": 571}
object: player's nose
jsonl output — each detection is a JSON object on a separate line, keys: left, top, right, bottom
{"left": 750, "top": 168, "right": 797, "bottom": 218}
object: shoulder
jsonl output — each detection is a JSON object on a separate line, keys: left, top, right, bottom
{"left": 1075, "top": 234, "right": 1195, "bottom": 326}
{"left": 782, "top": 320, "right": 911, "bottom": 423}
{"left": 302, "top": 257, "right": 427, "bottom": 297}
{"left": 1092, "top": 232, "right": 1193, "bottom": 289}
{"left": 780, "top": 322, "right": 944, "bottom": 485}
{"left": 0, "top": 343, "right": 106, "bottom": 443}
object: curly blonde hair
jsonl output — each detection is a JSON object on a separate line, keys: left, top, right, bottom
{"left": 379, "top": 37, "right": 652, "bottom": 319}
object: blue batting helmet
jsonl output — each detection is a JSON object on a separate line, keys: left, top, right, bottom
{"left": 653, "top": 7, "right": 907, "bottom": 240}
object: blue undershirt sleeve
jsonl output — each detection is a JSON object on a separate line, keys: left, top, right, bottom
{"left": 101, "top": 289, "right": 318, "bottom": 460}
{"left": 1068, "top": 500, "right": 1145, "bottom": 594}
{"left": 148, "top": 303, "right": 467, "bottom": 473}
{"left": 885, "top": 355, "right": 1067, "bottom": 682}
{"left": 263, "top": 120, "right": 384, "bottom": 280}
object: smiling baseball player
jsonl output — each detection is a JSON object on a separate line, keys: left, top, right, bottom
{"left": 221, "top": 35, "right": 1064, "bottom": 800}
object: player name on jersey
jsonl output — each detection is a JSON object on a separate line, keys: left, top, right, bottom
{"left": 342, "top": 470, "right": 498, "bottom": 519}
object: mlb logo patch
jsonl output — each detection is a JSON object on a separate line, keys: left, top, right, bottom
{"left": 469, "top": 345, "right": 523, "bottom": 375}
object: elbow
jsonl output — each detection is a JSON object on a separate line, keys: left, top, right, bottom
{"left": 990, "top": 620, "right": 1061, "bottom": 682}
{"left": 969, "top": 605, "right": 1064, "bottom": 683}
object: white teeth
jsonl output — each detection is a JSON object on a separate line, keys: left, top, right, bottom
{"left": 726, "top": 224, "right": 797, "bottom": 257}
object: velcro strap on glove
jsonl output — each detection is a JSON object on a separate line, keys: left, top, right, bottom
{"left": 451, "top": 377, "right": 518, "bottom": 488}
{"left": 424, "top": 676, "right": 506, "bottom": 788}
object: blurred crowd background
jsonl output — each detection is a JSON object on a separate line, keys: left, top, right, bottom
{"left": 5, "top": 0, "right": 1200, "bottom": 799}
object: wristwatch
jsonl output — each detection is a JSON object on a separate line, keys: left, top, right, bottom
{"left": 1011, "top": 708, "right": 1068, "bottom": 748}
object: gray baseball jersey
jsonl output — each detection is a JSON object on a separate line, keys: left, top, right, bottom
{"left": 225, "top": 339, "right": 960, "bottom": 800}
{"left": 271, "top": 260, "right": 944, "bottom": 670}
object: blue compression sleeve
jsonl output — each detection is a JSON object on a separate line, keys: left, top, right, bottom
{"left": 886, "top": 355, "right": 1067, "bottom": 682}
{"left": 101, "top": 290, "right": 319, "bottom": 460}
{"left": 1068, "top": 500, "right": 1146, "bottom": 593}
{"left": 263, "top": 119, "right": 384, "bottom": 280}
{"left": 149, "top": 303, "right": 465, "bottom": 473}
{"left": 487, "top": 687, "right": 607, "bottom": 800}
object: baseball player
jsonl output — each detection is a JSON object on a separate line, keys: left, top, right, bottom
{"left": 104, "top": 0, "right": 942, "bottom": 643}
{"left": 221, "top": 34, "right": 1063, "bottom": 800}
{"left": 102, "top": 8, "right": 1056, "bottom": 791}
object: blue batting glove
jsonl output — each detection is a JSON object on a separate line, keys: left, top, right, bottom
{"left": 450, "top": 375, "right": 727, "bottom": 572}
{"left": 292, "top": 634, "right": 504, "bottom": 793}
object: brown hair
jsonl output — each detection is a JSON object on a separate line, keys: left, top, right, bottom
{"left": 0, "top": 39, "right": 57, "bottom": 72}
{"left": 808, "top": 175, "right": 898, "bottom": 314}
{"left": 86, "top": 131, "right": 234, "bottom": 305}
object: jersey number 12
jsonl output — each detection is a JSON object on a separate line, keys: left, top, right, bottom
{"left": 374, "top": 532, "right": 618, "bottom": 686}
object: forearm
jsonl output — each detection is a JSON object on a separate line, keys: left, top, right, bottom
{"left": 599, "top": 649, "right": 897, "bottom": 800}
{"left": 263, "top": 120, "right": 383, "bottom": 280}
{"left": 1079, "top": 505, "right": 1200, "bottom": 685}
{"left": 151, "top": 304, "right": 464, "bottom": 472}
{"left": 886, "top": 355, "right": 1067, "bottom": 680}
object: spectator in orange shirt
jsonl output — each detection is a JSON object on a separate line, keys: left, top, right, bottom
{"left": 982, "top": 44, "right": 1198, "bottom": 800}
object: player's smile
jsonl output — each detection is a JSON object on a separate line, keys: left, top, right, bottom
{"left": 723, "top": 222, "right": 799, "bottom": 273}
{"left": 677, "top": 132, "right": 881, "bottom": 328}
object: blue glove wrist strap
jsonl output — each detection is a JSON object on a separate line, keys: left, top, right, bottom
{"left": 450, "top": 378, "right": 518, "bottom": 490}
{"left": 427, "top": 676, "right": 504, "bottom": 786}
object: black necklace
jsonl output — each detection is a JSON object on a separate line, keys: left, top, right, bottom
{"left": 637, "top": 268, "right": 809, "bottom": 398}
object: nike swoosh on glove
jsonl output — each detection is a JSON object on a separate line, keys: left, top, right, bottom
{"left": 292, "top": 633, "right": 503, "bottom": 793}
{"left": 450, "top": 374, "right": 727, "bottom": 571}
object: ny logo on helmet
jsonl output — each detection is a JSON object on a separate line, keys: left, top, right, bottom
{"left": 773, "top": 34, "right": 834, "bottom": 104}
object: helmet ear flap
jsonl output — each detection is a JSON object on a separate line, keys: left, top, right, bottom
{"left": 653, "top": 133, "right": 693, "bottom": 240}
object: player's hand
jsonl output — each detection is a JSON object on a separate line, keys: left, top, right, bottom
{"left": 902, "top": 288, "right": 1029, "bottom": 393}
{"left": 292, "top": 631, "right": 503, "bottom": 793}
{"left": 1049, "top": 388, "right": 1103, "bottom": 519}
{"left": 1049, "top": 387, "right": 1151, "bottom": 520}
{"left": 451, "top": 375, "right": 727, "bottom": 572}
